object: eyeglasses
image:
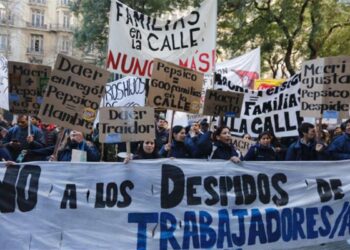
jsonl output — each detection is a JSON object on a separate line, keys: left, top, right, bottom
{"left": 144, "top": 141, "right": 154, "bottom": 145}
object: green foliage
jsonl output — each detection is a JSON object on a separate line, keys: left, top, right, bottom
{"left": 217, "top": 0, "right": 350, "bottom": 77}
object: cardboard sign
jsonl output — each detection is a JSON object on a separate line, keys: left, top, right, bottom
{"left": 231, "top": 136, "right": 255, "bottom": 156}
{"left": 38, "top": 54, "right": 110, "bottom": 133}
{"left": 0, "top": 56, "right": 9, "bottom": 110}
{"left": 8, "top": 61, "right": 51, "bottom": 115}
{"left": 99, "top": 107, "right": 155, "bottom": 143}
{"left": 301, "top": 56, "right": 350, "bottom": 118}
{"left": 202, "top": 89, "right": 244, "bottom": 117}
{"left": 107, "top": 0, "right": 217, "bottom": 78}
{"left": 147, "top": 58, "right": 203, "bottom": 114}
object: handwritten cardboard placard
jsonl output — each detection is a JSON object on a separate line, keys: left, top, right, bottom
{"left": 8, "top": 61, "right": 51, "bottom": 115}
{"left": 301, "top": 56, "right": 350, "bottom": 118}
{"left": 202, "top": 89, "right": 244, "bottom": 117}
{"left": 231, "top": 136, "right": 255, "bottom": 157}
{"left": 147, "top": 58, "right": 203, "bottom": 114}
{"left": 99, "top": 106, "right": 155, "bottom": 143}
{"left": 38, "top": 54, "right": 110, "bottom": 133}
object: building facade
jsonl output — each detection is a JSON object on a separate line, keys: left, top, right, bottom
{"left": 0, "top": 0, "right": 94, "bottom": 66}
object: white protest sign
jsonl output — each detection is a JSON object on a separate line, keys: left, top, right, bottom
{"left": 224, "top": 73, "right": 302, "bottom": 138}
{"left": 99, "top": 106, "right": 155, "bottom": 143}
{"left": 2, "top": 160, "right": 350, "bottom": 249}
{"left": 0, "top": 56, "right": 9, "bottom": 110}
{"left": 301, "top": 56, "right": 350, "bottom": 118}
{"left": 107, "top": 0, "right": 217, "bottom": 78}
{"left": 103, "top": 76, "right": 146, "bottom": 107}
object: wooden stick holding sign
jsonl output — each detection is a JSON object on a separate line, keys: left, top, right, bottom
{"left": 28, "top": 116, "right": 31, "bottom": 136}
{"left": 167, "top": 111, "right": 175, "bottom": 157}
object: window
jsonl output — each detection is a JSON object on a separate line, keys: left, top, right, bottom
{"left": 63, "top": 12, "right": 70, "bottom": 28}
{"left": 59, "top": 0, "right": 70, "bottom": 6}
{"left": 0, "top": 34, "right": 8, "bottom": 50}
{"left": 30, "top": 34, "right": 43, "bottom": 52}
{"left": 61, "top": 37, "right": 70, "bottom": 52}
{"left": 31, "top": 9, "right": 44, "bottom": 27}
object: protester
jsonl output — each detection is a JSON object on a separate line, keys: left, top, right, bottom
{"left": 243, "top": 133, "right": 252, "bottom": 141}
{"left": 200, "top": 118, "right": 210, "bottom": 133}
{"left": 133, "top": 140, "right": 160, "bottom": 160}
{"left": 2, "top": 115, "right": 45, "bottom": 161}
{"left": 159, "top": 125, "right": 192, "bottom": 158}
{"left": 53, "top": 130, "right": 100, "bottom": 162}
{"left": 211, "top": 126, "right": 241, "bottom": 163}
{"left": 326, "top": 120, "right": 350, "bottom": 160}
{"left": 155, "top": 114, "right": 169, "bottom": 150}
{"left": 31, "top": 116, "right": 41, "bottom": 127}
{"left": 244, "top": 131, "right": 278, "bottom": 161}
{"left": 25, "top": 123, "right": 59, "bottom": 161}
{"left": 285, "top": 122, "right": 324, "bottom": 161}
{"left": 187, "top": 119, "right": 212, "bottom": 159}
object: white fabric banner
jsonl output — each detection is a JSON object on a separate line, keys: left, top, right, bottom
{"left": 1, "top": 160, "right": 350, "bottom": 249}
{"left": 224, "top": 73, "right": 302, "bottom": 138}
{"left": 107, "top": 0, "right": 217, "bottom": 78}
{"left": 215, "top": 47, "right": 261, "bottom": 89}
{"left": 0, "top": 56, "right": 9, "bottom": 110}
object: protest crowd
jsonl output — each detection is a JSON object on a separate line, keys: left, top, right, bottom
{"left": 1, "top": 112, "right": 349, "bottom": 164}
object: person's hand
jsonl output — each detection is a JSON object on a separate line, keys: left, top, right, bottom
{"left": 230, "top": 156, "right": 241, "bottom": 163}
{"left": 5, "top": 161, "right": 16, "bottom": 167}
{"left": 316, "top": 143, "right": 324, "bottom": 152}
{"left": 123, "top": 155, "right": 132, "bottom": 164}
{"left": 27, "top": 135, "right": 34, "bottom": 143}
{"left": 275, "top": 147, "right": 281, "bottom": 153}
{"left": 9, "top": 141, "right": 21, "bottom": 149}
{"left": 164, "top": 143, "right": 171, "bottom": 152}
{"left": 48, "top": 155, "right": 57, "bottom": 161}
{"left": 71, "top": 131, "right": 84, "bottom": 144}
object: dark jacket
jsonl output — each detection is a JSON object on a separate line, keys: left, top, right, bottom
{"left": 187, "top": 131, "right": 213, "bottom": 159}
{"left": 159, "top": 140, "right": 192, "bottom": 158}
{"left": 285, "top": 139, "right": 319, "bottom": 161}
{"left": 326, "top": 133, "right": 350, "bottom": 160}
{"left": 212, "top": 141, "right": 240, "bottom": 160}
{"left": 57, "top": 140, "right": 100, "bottom": 162}
{"left": 155, "top": 128, "right": 169, "bottom": 150}
{"left": 3, "top": 124, "right": 45, "bottom": 160}
{"left": 244, "top": 144, "right": 278, "bottom": 161}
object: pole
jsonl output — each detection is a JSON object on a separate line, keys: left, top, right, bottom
{"left": 167, "top": 111, "right": 175, "bottom": 157}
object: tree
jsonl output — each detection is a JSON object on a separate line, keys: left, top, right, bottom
{"left": 70, "top": 0, "right": 200, "bottom": 65}
{"left": 217, "top": 0, "right": 350, "bottom": 77}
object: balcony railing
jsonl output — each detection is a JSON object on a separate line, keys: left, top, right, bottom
{"left": 26, "top": 22, "right": 48, "bottom": 30}
{"left": 49, "top": 24, "right": 73, "bottom": 32}
{"left": 0, "top": 18, "right": 15, "bottom": 25}
{"left": 57, "top": 0, "right": 70, "bottom": 8}
{"left": 27, "top": 47, "right": 44, "bottom": 55}
{"left": 28, "top": 0, "right": 47, "bottom": 6}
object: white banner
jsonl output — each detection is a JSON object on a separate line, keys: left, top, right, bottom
{"left": 224, "top": 73, "right": 302, "bottom": 138}
{"left": 1, "top": 160, "right": 350, "bottom": 249}
{"left": 215, "top": 47, "right": 261, "bottom": 89}
{"left": 107, "top": 0, "right": 217, "bottom": 78}
{"left": 0, "top": 56, "right": 9, "bottom": 110}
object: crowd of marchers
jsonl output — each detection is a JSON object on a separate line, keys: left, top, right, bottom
{"left": 0, "top": 113, "right": 349, "bottom": 164}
